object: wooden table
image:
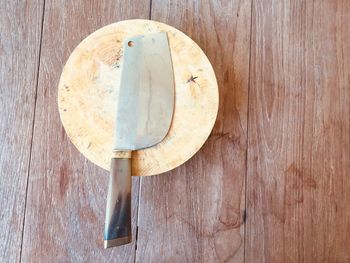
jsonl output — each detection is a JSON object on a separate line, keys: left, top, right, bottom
{"left": 1, "top": 1, "right": 349, "bottom": 262}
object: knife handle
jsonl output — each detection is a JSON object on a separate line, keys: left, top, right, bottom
{"left": 104, "top": 151, "right": 132, "bottom": 248}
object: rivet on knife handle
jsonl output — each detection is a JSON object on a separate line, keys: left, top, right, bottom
{"left": 104, "top": 150, "right": 132, "bottom": 248}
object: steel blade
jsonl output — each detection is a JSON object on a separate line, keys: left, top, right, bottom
{"left": 114, "top": 32, "right": 174, "bottom": 150}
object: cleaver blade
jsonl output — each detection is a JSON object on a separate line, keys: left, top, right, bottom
{"left": 104, "top": 32, "right": 174, "bottom": 248}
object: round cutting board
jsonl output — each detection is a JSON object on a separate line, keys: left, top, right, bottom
{"left": 58, "top": 19, "right": 218, "bottom": 176}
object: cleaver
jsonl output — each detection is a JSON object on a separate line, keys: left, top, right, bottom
{"left": 104, "top": 32, "right": 174, "bottom": 248}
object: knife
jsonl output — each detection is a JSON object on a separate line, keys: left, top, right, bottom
{"left": 104, "top": 32, "right": 174, "bottom": 248}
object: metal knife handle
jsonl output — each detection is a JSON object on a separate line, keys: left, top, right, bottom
{"left": 104, "top": 151, "right": 132, "bottom": 248}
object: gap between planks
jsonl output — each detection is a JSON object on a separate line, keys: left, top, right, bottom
{"left": 19, "top": 1, "right": 46, "bottom": 262}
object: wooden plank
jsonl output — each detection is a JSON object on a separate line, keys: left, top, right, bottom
{"left": 0, "top": 1, "right": 44, "bottom": 262}
{"left": 136, "top": 0, "right": 252, "bottom": 262}
{"left": 246, "top": 0, "right": 350, "bottom": 262}
{"left": 21, "top": 1, "right": 150, "bottom": 261}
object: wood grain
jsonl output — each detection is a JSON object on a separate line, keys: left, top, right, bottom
{"left": 246, "top": 0, "right": 350, "bottom": 262}
{"left": 0, "top": 1, "right": 44, "bottom": 262}
{"left": 2, "top": 0, "right": 349, "bottom": 262}
{"left": 135, "top": 0, "right": 252, "bottom": 262}
{"left": 21, "top": 1, "right": 149, "bottom": 262}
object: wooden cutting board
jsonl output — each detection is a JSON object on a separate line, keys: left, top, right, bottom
{"left": 58, "top": 19, "right": 218, "bottom": 176}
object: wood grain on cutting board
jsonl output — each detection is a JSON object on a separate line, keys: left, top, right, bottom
{"left": 20, "top": 1, "right": 149, "bottom": 262}
{"left": 246, "top": 0, "right": 350, "bottom": 262}
{"left": 135, "top": 0, "right": 252, "bottom": 262}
